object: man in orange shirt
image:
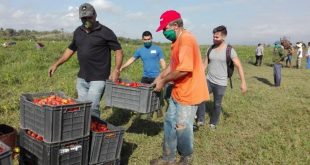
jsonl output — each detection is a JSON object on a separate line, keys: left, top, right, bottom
{"left": 150, "top": 10, "right": 209, "bottom": 165}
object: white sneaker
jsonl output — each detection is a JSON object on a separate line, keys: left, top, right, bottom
{"left": 210, "top": 124, "right": 216, "bottom": 129}
{"left": 197, "top": 121, "right": 205, "bottom": 127}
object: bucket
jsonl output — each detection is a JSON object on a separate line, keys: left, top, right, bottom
{"left": 0, "top": 124, "right": 17, "bottom": 149}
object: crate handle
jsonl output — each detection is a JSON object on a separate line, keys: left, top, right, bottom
{"left": 59, "top": 143, "right": 82, "bottom": 155}
{"left": 105, "top": 133, "right": 117, "bottom": 139}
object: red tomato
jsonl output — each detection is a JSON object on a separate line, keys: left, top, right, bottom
{"left": 26, "top": 130, "right": 32, "bottom": 135}
{"left": 31, "top": 133, "right": 37, "bottom": 138}
{"left": 36, "top": 136, "right": 43, "bottom": 141}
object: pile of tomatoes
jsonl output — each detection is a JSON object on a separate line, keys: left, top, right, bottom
{"left": 91, "top": 120, "right": 110, "bottom": 133}
{"left": 26, "top": 130, "right": 43, "bottom": 142}
{"left": 0, "top": 146, "right": 4, "bottom": 154}
{"left": 33, "top": 95, "right": 76, "bottom": 106}
{"left": 32, "top": 95, "right": 79, "bottom": 112}
{"left": 114, "top": 80, "right": 144, "bottom": 88}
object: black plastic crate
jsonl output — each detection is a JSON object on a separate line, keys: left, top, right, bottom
{"left": 20, "top": 92, "right": 92, "bottom": 143}
{"left": 19, "top": 129, "right": 89, "bottom": 165}
{"left": 0, "top": 140, "right": 12, "bottom": 165}
{"left": 104, "top": 80, "right": 160, "bottom": 113}
{"left": 89, "top": 117, "right": 124, "bottom": 165}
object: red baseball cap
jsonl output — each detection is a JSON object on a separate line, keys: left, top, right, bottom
{"left": 156, "top": 10, "right": 181, "bottom": 32}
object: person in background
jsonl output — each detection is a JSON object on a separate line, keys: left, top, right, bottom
{"left": 307, "top": 42, "right": 310, "bottom": 69}
{"left": 285, "top": 43, "right": 294, "bottom": 68}
{"left": 120, "top": 31, "right": 166, "bottom": 118}
{"left": 296, "top": 42, "right": 303, "bottom": 69}
{"left": 255, "top": 43, "right": 264, "bottom": 66}
{"left": 120, "top": 31, "right": 166, "bottom": 84}
{"left": 48, "top": 3, "right": 123, "bottom": 118}
{"left": 273, "top": 40, "right": 288, "bottom": 87}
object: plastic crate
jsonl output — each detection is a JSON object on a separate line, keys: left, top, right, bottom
{"left": 19, "top": 129, "right": 89, "bottom": 165}
{"left": 89, "top": 117, "right": 124, "bottom": 165}
{"left": 91, "top": 159, "right": 120, "bottom": 165}
{"left": 0, "top": 140, "right": 12, "bottom": 165}
{"left": 104, "top": 80, "right": 161, "bottom": 113}
{"left": 20, "top": 92, "right": 92, "bottom": 143}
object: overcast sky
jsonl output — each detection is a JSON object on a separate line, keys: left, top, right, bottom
{"left": 0, "top": 0, "right": 309, "bottom": 45}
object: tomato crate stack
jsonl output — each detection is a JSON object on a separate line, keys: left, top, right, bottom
{"left": 19, "top": 92, "right": 92, "bottom": 165}
{"left": 89, "top": 117, "right": 125, "bottom": 165}
{"left": 0, "top": 140, "right": 12, "bottom": 165}
{"left": 104, "top": 80, "right": 161, "bottom": 114}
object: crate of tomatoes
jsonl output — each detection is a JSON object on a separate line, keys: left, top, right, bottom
{"left": 0, "top": 140, "right": 12, "bottom": 165}
{"left": 19, "top": 129, "right": 89, "bottom": 165}
{"left": 104, "top": 80, "right": 161, "bottom": 113}
{"left": 88, "top": 117, "right": 125, "bottom": 165}
{"left": 20, "top": 92, "right": 92, "bottom": 143}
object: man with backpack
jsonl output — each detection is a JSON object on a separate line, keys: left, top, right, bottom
{"left": 196, "top": 25, "right": 247, "bottom": 129}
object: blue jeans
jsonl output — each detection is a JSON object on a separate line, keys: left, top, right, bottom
{"left": 307, "top": 57, "right": 310, "bottom": 69}
{"left": 162, "top": 98, "right": 197, "bottom": 161}
{"left": 76, "top": 78, "right": 105, "bottom": 117}
{"left": 273, "top": 64, "right": 282, "bottom": 86}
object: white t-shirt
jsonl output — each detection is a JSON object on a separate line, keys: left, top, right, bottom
{"left": 308, "top": 47, "right": 310, "bottom": 57}
{"left": 297, "top": 48, "right": 303, "bottom": 58}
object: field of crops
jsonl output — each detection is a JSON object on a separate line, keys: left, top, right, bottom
{"left": 0, "top": 40, "right": 309, "bottom": 164}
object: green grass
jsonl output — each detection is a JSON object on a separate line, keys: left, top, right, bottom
{"left": 0, "top": 41, "right": 309, "bottom": 164}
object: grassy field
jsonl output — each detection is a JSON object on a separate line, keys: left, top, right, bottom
{"left": 0, "top": 40, "right": 309, "bottom": 165}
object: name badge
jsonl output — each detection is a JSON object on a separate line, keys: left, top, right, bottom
{"left": 150, "top": 50, "right": 157, "bottom": 54}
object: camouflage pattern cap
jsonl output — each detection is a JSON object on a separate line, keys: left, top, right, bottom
{"left": 79, "top": 3, "right": 97, "bottom": 18}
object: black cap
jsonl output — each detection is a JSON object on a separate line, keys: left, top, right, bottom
{"left": 79, "top": 3, "right": 97, "bottom": 18}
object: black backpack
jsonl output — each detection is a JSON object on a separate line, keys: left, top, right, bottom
{"left": 207, "top": 44, "right": 234, "bottom": 89}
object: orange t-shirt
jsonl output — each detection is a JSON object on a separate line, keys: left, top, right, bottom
{"left": 170, "top": 31, "right": 209, "bottom": 105}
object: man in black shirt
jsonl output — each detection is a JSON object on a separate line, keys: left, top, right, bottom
{"left": 48, "top": 3, "right": 123, "bottom": 117}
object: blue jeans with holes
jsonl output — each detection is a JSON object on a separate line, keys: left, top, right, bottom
{"left": 76, "top": 78, "right": 105, "bottom": 118}
{"left": 162, "top": 98, "right": 197, "bottom": 161}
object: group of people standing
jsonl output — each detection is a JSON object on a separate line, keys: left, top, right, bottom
{"left": 48, "top": 3, "right": 247, "bottom": 165}
{"left": 255, "top": 41, "right": 310, "bottom": 69}
{"left": 272, "top": 40, "right": 310, "bottom": 87}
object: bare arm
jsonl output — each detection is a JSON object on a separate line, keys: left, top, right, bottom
{"left": 120, "top": 57, "right": 136, "bottom": 71}
{"left": 48, "top": 48, "right": 75, "bottom": 77}
{"left": 232, "top": 57, "right": 247, "bottom": 94}
{"left": 160, "top": 59, "right": 166, "bottom": 70}
{"left": 153, "top": 67, "right": 188, "bottom": 92}
{"left": 152, "top": 65, "right": 170, "bottom": 86}
{"left": 110, "top": 49, "right": 124, "bottom": 81}
{"left": 203, "top": 56, "right": 208, "bottom": 71}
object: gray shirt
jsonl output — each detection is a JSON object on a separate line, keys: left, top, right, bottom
{"left": 206, "top": 45, "right": 237, "bottom": 86}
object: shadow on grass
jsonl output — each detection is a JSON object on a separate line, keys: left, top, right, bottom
{"left": 248, "top": 60, "right": 257, "bottom": 66}
{"left": 105, "top": 108, "right": 132, "bottom": 126}
{"left": 221, "top": 107, "right": 231, "bottom": 121}
{"left": 120, "top": 141, "right": 138, "bottom": 165}
{"left": 126, "top": 118, "right": 163, "bottom": 136}
{"left": 265, "top": 63, "right": 274, "bottom": 67}
{"left": 253, "top": 76, "right": 273, "bottom": 86}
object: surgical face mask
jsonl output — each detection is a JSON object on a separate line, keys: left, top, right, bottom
{"left": 213, "top": 33, "right": 225, "bottom": 45}
{"left": 213, "top": 39, "right": 223, "bottom": 45}
{"left": 163, "top": 29, "right": 176, "bottom": 42}
{"left": 144, "top": 41, "right": 152, "bottom": 48}
{"left": 81, "top": 18, "right": 94, "bottom": 29}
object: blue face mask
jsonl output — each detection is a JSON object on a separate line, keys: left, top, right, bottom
{"left": 144, "top": 41, "right": 152, "bottom": 48}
